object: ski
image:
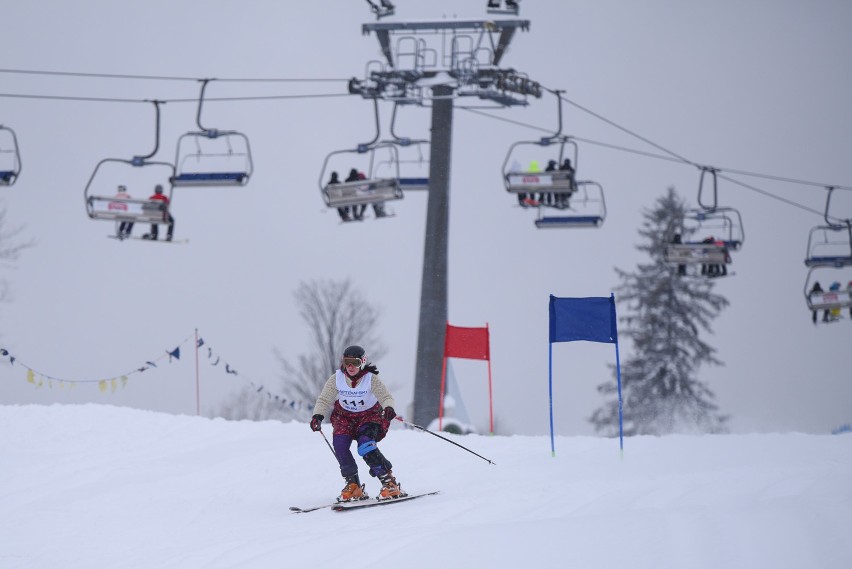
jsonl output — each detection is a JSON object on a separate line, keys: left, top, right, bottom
{"left": 289, "top": 503, "right": 336, "bottom": 514}
{"left": 289, "top": 497, "right": 371, "bottom": 514}
{"left": 332, "top": 491, "right": 439, "bottom": 512}
{"left": 108, "top": 235, "right": 189, "bottom": 244}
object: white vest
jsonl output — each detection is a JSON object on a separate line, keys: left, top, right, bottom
{"left": 335, "top": 370, "right": 378, "bottom": 413}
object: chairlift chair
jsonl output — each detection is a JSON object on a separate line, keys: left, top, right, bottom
{"left": 486, "top": 1, "right": 520, "bottom": 16}
{"left": 381, "top": 103, "right": 430, "bottom": 190}
{"left": 802, "top": 188, "right": 852, "bottom": 319}
{"left": 804, "top": 265, "right": 852, "bottom": 318}
{"left": 503, "top": 91, "right": 578, "bottom": 201}
{"left": 319, "top": 99, "right": 407, "bottom": 215}
{"left": 534, "top": 180, "right": 606, "bottom": 229}
{"left": 804, "top": 223, "right": 852, "bottom": 268}
{"left": 319, "top": 142, "right": 404, "bottom": 210}
{"left": 502, "top": 136, "right": 578, "bottom": 197}
{"left": 85, "top": 159, "right": 176, "bottom": 225}
{"left": 172, "top": 130, "right": 252, "bottom": 187}
{"left": 171, "top": 79, "right": 253, "bottom": 187}
{"left": 366, "top": 0, "right": 395, "bottom": 20}
{"left": 664, "top": 168, "right": 745, "bottom": 272}
{"left": 664, "top": 207, "right": 744, "bottom": 268}
{"left": 0, "top": 125, "right": 22, "bottom": 186}
{"left": 84, "top": 101, "right": 177, "bottom": 227}
{"left": 375, "top": 139, "right": 430, "bottom": 191}
{"left": 804, "top": 188, "right": 852, "bottom": 267}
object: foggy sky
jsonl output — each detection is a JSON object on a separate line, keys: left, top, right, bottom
{"left": 0, "top": 0, "right": 850, "bottom": 435}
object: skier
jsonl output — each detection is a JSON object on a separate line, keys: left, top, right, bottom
{"left": 310, "top": 345, "right": 403, "bottom": 503}
{"left": 327, "top": 171, "right": 350, "bottom": 222}
{"left": 828, "top": 282, "right": 842, "bottom": 321}
{"left": 113, "top": 185, "right": 134, "bottom": 239}
{"left": 809, "top": 281, "right": 825, "bottom": 324}
{"left": 142, "top": 184, "right": 175, "bottom": 241}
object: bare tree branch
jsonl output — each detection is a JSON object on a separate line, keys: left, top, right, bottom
{"left": 217, "top": 278, "right": 387, "bottom": 422}
{"left": 0, "top": 202, "right": 33, "bottom": 307}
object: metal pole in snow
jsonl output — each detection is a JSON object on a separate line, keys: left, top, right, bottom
{"left": 194, "top": 328, "right": 200, "bottom": 416}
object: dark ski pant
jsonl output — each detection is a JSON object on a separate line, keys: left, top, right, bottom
{"left": 149, "top": 213, "right": 175, "bottom": 240}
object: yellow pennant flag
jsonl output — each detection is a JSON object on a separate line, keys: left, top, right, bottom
{"left": 26, "top": 369, "right": 35, "bottom": 384}
{"left": 98, "top": 380, "right": 107, "bottom": 393}
{"left": 110, "top": 379, "right": 117, "bottom": 393}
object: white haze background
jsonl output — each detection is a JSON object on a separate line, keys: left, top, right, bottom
{"left": 0, "top": 1, "right": 850, "bottom": 436}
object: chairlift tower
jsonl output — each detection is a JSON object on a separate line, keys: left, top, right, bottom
{"left": 353, "top": 18, "right": 540, "bottom": 426}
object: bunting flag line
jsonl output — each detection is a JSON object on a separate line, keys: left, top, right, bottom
{"left": 199, "top": 336, "right": 313, "bottom": 413}
{"left": 0, "top": 334, "right": 194, "bottom": 391}
{"left": 1, "top": 330, "right": 317, "bottom": 414}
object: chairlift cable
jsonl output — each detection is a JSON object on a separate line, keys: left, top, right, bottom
{"left": 0, "top": 91, "right": 352, "bottom": 104}
{"left": 3, "top": 69, "right": 850, "bottom": 202}
{"left": 717, "top": 173, "right": 825, "bottom": 217}
{"left": 712, "top": 167, "right": 852, "bottom": 192}
{"left": 0, "top": 67, "right": 348, "bottom": 83}
{"left": 554, "top": 90, "right": 696, "bottom": 167}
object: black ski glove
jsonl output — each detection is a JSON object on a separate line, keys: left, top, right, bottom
{"left": 310, "top": 414, "right": 324, "bottom": 431}
{"left": 382, "top": 406, "right": 396, "bottom": 422}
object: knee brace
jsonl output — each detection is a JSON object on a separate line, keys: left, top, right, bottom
{"left": 357, "top": 441, "right": 392, "bottom": 476}
{"left": 357, "top": 440, "right": 378, "bottom": 457}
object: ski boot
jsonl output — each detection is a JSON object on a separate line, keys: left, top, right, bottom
{"left": 377, "top": 471, "right": 407, "bottom": 501}
{"left": 337, "top": 475, "right": 367, "bottom": 503}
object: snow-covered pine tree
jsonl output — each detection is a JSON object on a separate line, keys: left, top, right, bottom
{"left": 589, "top": 187, "right": 729, "bottom": 435}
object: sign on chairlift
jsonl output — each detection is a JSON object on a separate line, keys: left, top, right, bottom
{"left": 87, "top": 196, "right": 169, "bottom": 224}
{"left": 324, "top": 178, "right": 401, "bottom": 208}
{"left": 665, "top": 243, "right": 731, "bottom": 265}
{"left": 506, "top": 170, "right": 574, "bottom": 193}
{"left": 809, "top": 289, "right": 852, "bottom": 310}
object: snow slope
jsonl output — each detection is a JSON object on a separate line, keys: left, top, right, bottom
{"left": 2, "top": 404, "right": 851, "bottom": 569}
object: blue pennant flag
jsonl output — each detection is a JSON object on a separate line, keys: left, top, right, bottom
{"left": 197, "top": 338, "right": 205, "bottom": 348}
{"left": 168, "top": 347, "right": 180, "bottom": 361}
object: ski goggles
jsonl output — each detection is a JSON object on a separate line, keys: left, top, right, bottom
{"left": 343, "top": 357, "right": 363, "bottom": 368}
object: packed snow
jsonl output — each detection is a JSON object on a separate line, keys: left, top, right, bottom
{"left": 2, "top": 404, "right": 851, "bottom": 568}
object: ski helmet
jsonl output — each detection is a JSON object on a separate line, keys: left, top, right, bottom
{"left": 342, "top": 345, "right": 366, "bottom": 370}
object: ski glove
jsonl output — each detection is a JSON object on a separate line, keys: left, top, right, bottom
{"left": 310, "top": 414, "right": 324, "bottom": 431}
{"left": 382, "top": 406, "right": 396, "bottom": 422}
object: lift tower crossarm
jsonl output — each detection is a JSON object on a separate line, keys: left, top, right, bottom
{"left": 362, "top": 20, "right": 530, "bottom": 68}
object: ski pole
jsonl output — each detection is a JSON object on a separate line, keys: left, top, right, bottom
{"left": 317, "top": 426, "right": 337, "bottom": 461}
{"left": 394, "top": 416, "right": 496, "bottom": 465}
